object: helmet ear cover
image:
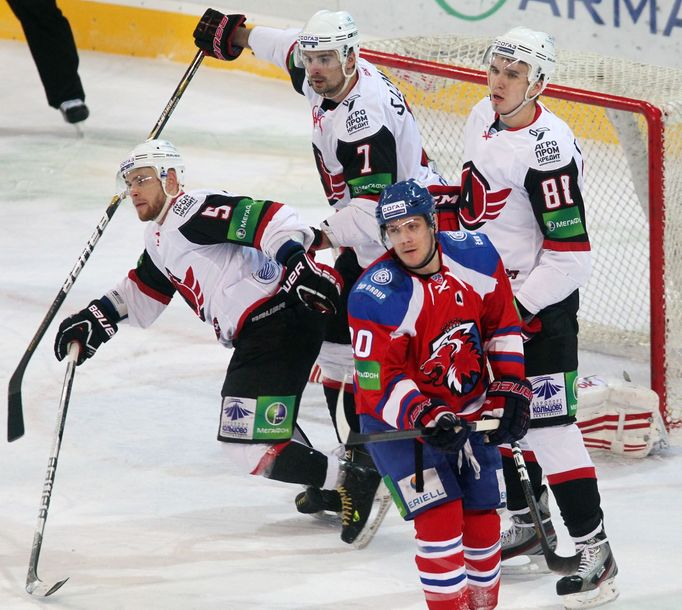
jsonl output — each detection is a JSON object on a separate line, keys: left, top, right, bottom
{"left": 117, "top": 139, "right": 185, "bottom": 195}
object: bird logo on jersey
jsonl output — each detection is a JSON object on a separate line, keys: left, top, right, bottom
{"left": 167, "top": 266, "right": 206, "bottom": 321}
{"left": 459, "top": 161, "right": 511, "bottom": 230}
{"left": 420, "top": 321, "right": 483, "bottom": 395}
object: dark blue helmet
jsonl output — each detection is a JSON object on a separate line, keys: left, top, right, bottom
{"left": 376, "top": 179, "right": 435, "bottom": 228}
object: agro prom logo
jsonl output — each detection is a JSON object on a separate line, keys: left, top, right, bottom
{"left": 435, "top": 0, "right": 507, "bottom": 20}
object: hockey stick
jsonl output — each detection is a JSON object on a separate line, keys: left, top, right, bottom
{"left": 510, "top": 442, "right": 582, "bottom": 575}
{"left": 26, "top": 343, "right": 79, "bottom": 597}
{"left": 7, "top": 50, "right": 206, "bottom": 442}
{"left": 345, "top": 418, "right": 500, "bottom": 445}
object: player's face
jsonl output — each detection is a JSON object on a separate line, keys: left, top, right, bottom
{"left": 124, "top": 168, "right": 165, "bottom": 221}
{"left": 488, "top": 55, "right": 541, "bottom": 123}
{"left": 301, "top": 50, "right": 354, "bottom": 100}
{"left": 386, "top": 216, "right": 439, "bottom": 274}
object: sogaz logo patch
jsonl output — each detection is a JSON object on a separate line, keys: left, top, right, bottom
{"left": 382, "top": 201, "right": 407, "bottom": 219}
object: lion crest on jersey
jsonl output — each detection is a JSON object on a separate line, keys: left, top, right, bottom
{"left": 167, "top": 266, "right": 206, "bottom": 321}
{"left": 420, "top": 321, "right": 483, "bottom": 395}
{"left": 459, "top": 161, "right": 511, "bottom": 230}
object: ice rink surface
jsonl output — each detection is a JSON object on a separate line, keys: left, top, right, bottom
{"left": 1, "top": 40, "right": 681, "bottom": 609}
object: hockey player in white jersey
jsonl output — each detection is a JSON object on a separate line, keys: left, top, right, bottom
{"left": 457, "top": 28, "right": 618, "bottom": 608}
{"left": 53, "top": 139, "right": 384, "bottom": 538}
{"left": 192, "top": 8, "right": 451, "bottom": 541}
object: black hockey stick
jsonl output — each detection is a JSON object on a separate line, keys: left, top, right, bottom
{"left": 510, "top": 442, "right": 582, "bottom": 575}
{"left": 26, "top": 343, "right": 79, "bottom": 596}
{"left": 345, "top": 419, "right": 500, "bottom": 445}
{"left": 7, "top": 50, "right": 206, "bottom": 442}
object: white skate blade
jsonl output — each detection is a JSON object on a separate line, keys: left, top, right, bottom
{"left": 562, "top": 577, "right": 619, "bottom": 609}
{"left": 352, "top": 482, "right": 392, "bottom": 550}
{"left": 501, "top": 554, "right": 551, "bottom": 575}
{"left": 309, "top": 510, "right": 342, "bottom": 527}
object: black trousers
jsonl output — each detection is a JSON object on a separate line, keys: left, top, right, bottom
{"left": 7, "top": 0, "right": 85, "bottom": 107}
{"left": 222, "top": 298, "right": 326, "bottom": 417}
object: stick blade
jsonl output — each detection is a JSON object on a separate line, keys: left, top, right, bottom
{"left": 26, "top": 576, "right": 69, "bottom": 597}
{"left": 8, "top": 370, "right": 25, "bottom": 442}
{"left": 545, "top": 550, "right": 582, "bottom": 575}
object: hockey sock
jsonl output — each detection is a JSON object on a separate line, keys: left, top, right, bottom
{"left": 414, "top": 500, "right": 470, "bottom": 610}
{"left": 252, "top": 440, "right": 329, "bottom": 488}
{"left": 462, "top": 509, "right": 501, "bottom": 610}
{"left": 501, "top": 451, "right": 543, "bottom": 510}
{"left": 548, "top": 475, "right": 603, "bottom": 538}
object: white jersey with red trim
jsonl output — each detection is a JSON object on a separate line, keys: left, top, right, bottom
{"left": 459, "top": 98, "right": 591, "bottom": 314}
{"left": 107, "top": 189, "right": 314, "bottom": 347}
{"left": 248, "top": 26, "right": 445, "bottom": 266}
{"left": 348, "top": 231, "right": 524, "bottom": 428}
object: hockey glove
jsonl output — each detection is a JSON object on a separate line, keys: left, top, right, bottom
{"left": 281, "top": 248, "right": 342, "bottom": 315}
{"left": 411, "top": 399, "right": 470, "bottom": 454}
{"left": 516, "top": 298, "right": 542, "bottom": 343}
{"left": 54, "top": 299, "right": 118, "bottom": 366}
{"left": 481, "top": 377, "right": 532, "bottom": 445}
{"left": 193, "top": 9, "right": 246, "bottom": 61}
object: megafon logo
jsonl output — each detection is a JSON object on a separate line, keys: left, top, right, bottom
{"left": 435, "top": 0, "right": 507, "bottom": 21}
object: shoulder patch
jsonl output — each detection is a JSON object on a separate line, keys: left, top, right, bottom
{"left": 172, "top": 194, "right": 198, "bottom": 217}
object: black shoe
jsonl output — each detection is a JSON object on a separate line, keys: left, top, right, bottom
{"left": 59, "top": 99, "right": 89, "bottom": 124}
{"left": 337, "top": 462, "right": 381, "bottom": 544}
{"left": 295, "top": 487, "right": 342, "bottom": 514}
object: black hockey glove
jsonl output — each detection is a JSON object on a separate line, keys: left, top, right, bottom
{"left": 281, "top": 248, "right": 342, "bottom": 315}
{"left": 193, "top": 9, "right": 246, "bottom": 61}
{"left": 480, "top": 377, "right": 533, "bottom": 445}
{"left": 54, "top": 299, "right": 118, "bottom": 366}
{"left": 410, "top": 399, "right": 470, "bottom": 454}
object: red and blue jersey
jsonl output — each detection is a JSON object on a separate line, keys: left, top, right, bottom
{"left": 348, "top": 230, "right": 524, "bottom": 429}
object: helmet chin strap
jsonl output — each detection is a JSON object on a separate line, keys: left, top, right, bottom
{"left": 153, "top": 179, "right": 179, "bottom": 223}
{"left": 310, "top": 50, "right": 357, "bottom": 100}
{"left": 498, "top": 79, "right": 543, "bottom": 121}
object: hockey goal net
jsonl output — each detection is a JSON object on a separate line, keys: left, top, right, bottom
{"left": 361, "top": 37, "right": 682, "bottom": 429}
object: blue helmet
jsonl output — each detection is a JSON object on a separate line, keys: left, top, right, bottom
{"left": 376, "top": 179, "right": 435, "bottom": 228}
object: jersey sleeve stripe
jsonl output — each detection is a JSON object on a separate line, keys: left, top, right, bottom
{"left": 543, "top": 239, "right": 591, "bottom": 252}
{"left": 127, "top": 269, "right": 173, "bottom": 304}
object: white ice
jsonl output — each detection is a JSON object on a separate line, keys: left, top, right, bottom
{"left": 1, "top": 40, "right": 681, "bottom": 609}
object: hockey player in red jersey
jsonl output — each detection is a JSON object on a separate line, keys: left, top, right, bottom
{"left": 348, "top": 179, "right": 531, "bottom": 610}
{"left": 457, "top": 28, "right": 618, "bottom": 608}
{"left": 192, "top": 8, "right": 453, "bottom": 540}
{"left": 51, "top": 140, "right": 391, "bottom": 521}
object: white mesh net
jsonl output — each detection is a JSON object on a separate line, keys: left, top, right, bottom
{"left": 362, "top": 35, "right": 682, "bottom": 427}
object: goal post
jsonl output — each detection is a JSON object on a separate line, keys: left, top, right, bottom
{"left": 361, "top": 38, "right": 682, "bottom": 428}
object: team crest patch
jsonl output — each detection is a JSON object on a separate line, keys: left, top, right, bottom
{"left": 421, "top": 321, "right": 483, "bottom": 395}
{"left": 370, "top": 268, "right": 392, "bottom": 285}
{"left": 253, "top": 259, "right": 280, "bottom": 284}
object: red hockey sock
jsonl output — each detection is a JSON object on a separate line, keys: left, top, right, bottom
{"left": 462, "top": 509, "right": 501, "bottom": 610}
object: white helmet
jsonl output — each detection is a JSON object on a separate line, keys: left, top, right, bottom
{"left": 297, "top": 10, "right": 360, "bottom": 65}
{"left": 483, "top": 26, "right": 556, "bottom": 94}
{"left": 117, "top": 139, "right": 185, "bottom": 196}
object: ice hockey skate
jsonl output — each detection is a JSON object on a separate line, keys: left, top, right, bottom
{"left": 556, "top": 528, "right": 618, "bottom": 609}
{"left": 295, "top": 487, "right": 343, "bottom": 525}
{"left": 59, "top": 99, "right": 89, "bottom": 124}
{"left": 337, "top": 461, "right": 391, "bottom": 549}
{"left": 500, "top": 485, "right": 557, "bottom": 575}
